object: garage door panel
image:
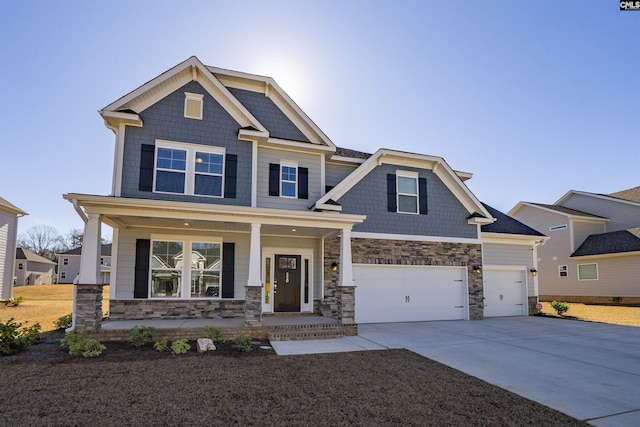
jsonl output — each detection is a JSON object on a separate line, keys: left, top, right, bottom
{"left": 354, "top": 265, "right": 467, "bottom": 323}
{"left": 484, "top": 270, "right": 526, "bottom": 317}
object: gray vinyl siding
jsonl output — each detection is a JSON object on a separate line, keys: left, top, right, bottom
{"left": 261, "top": 236, "right": 323, "bottom": 299}
{"left": 227, "top": 88, "right": 310, "bottom": 142}
{"left": 121, "top": 81, "right": 252, "bottom": 206}
{"left": 325, "top": 162, "right": 358, "bottom": 190}
{"left": 114, "top": 228, "right": 250, "bottom": 300}
{"left": 338, "top": 164, "right": 478, "bottom": 238}
{"left": 572, "top": 220, "right": 606, "bottom": 250}
{"left": 256, "top": 147, "right": 322, "bottom": 210}
{"left": 484, "top": 243, "right": 535, "bottom": 295}
{"left": 562, "top": 193, "right": 640, "bottom": 231}
{"left": 0, "top": 210, "right": 18, "bottom": 300}
{"left": 58, "top": 256, "right": 81, "bottom": 284}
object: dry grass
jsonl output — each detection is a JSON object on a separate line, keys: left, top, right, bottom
{"left": 0, "top": 285, "right": 109, "bottom": 331}
{"left": 540, "top": 301, "right": 640, "bottom": 327}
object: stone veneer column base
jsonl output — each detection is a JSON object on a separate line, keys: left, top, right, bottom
{"left": 338, "top": 286, "right": 356, "bottom": 325}
{"left": 244, "top": 286, "right": 262, "bottom": 326}
{"left": 528, "top": 296, "right": 540, "bottom": 315}
{"left": 74, "top": 284, "right": 104, "bottom": 332}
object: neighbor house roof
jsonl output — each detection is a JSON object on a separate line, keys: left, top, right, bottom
{"left": 571, "top": 229, "right": 640, "bottom": 257}
{"left": 530, "top": 203, "right": 607, "bottom": 219}
{"left": 481, "top": 204, "right": 545, "bottom": 237}
{"left": 16, "top": 248, "right": 56, "bottom": 264}
{"left": 334, "top": 147, "right": 372, "bottom": 160}
{"left": 58, "top": 244, "right": 112, "bottom": 257}
{"left": 0, "top": 197, "right": 27, "bottom": 216}
{"left": 609, "top": 186, "right": 640, "bottom": 203}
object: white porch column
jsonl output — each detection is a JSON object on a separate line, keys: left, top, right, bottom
{"left": 247, "top": 223, "right": 262, "bottom": 286}
{"left": 339, "top": 227, "right": 354, "bottom": 287}
{"left": 78, "top": 213, "right": 102, "bottom": 284}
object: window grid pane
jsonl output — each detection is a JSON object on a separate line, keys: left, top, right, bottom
{"left": 281, "top": 165, "right": 297, "bottom": 197}
{"left": 151, "top": 241, "right": 183, "bottom": 298}
{"left": 191, "top": 242, "right": 221, "bottom": 298}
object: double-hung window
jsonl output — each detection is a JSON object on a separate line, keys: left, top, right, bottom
{"left": 281, "top": 162, "right": 297, "bottom": 198}
{"left": 154, "top": 140, "right": 225, "bottom": 197}
{"left": 578, "top": 263, "right": 598, "bottom": 280}
{"left": 397, "top": 171, "right": 419, "bottom": 214}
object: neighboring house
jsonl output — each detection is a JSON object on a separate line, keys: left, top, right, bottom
{"left": 64, "top": 56, "right": 544, "bottom": 332}
{"left": 509, "top": 187, "right": 640, "bottom": 304}
{"left": 57, "top": 244, "right": 112, "bottom": 284}
{"left": 14, "top": 247, "right": 56, "bottom": 286}
{"left": 0, "top": 197, "right": 27, "bottom": 301}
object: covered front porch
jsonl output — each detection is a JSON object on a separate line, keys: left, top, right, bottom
{"left": 64, "top": 194, "right": 365, "bottom": 334}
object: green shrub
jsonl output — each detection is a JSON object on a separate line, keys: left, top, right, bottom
{"left": 200, "top": 326, "right": 225, "bottom": 344}
{"left": 612, "top": 296, "right": 623, "bottom": 305}
{"left": 153, "top": 338, "right": 169, "bottom": 352}
{"left": 0, "top": 318, "right": 41, "bottom": 355}
{"left": 170, "top": 339, "right": 191, "bottom": 355}
{"left": 550, "top": 300, "right": 569, "bottom": 316}
{"left": 232, "top": 334, "right": 252, "bottom": 353}
{"left": 54, "top": 313, "right": 73, "bottom": 330}
{"left": 61, "top": 333, "right": 105, "bottom": 358}
{"left": 129, "top": 326, "right": 156, "bottom": 347}
{"left": 6, "top": 296, "right": 24, "bottom": 307}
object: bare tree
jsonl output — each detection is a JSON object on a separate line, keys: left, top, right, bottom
{"left": 66, "top": 228, "right": 84, "bottom": 250}
{"left": 18, "top": 225, "right": 64, "bottom": 260}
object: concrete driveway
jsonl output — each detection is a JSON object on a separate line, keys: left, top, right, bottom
{"left": 272, "top": 316, "right": 640, "bottom": 426}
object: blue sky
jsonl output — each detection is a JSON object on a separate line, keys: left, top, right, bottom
{"left": 1, "top": 1, "right": 638, "bottom": 238}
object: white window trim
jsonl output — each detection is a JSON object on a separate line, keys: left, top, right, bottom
{"left": 558, "top": 265, "right": 568, "bottom": 277}
{"left": 184, "top": 92, "right": 204, "bottom": 120}
{"left": 154, "top": 140, "right": 225, "bottom": 198}
{"left": 280, "top": 160, "right": 298, "bottom": 199}
{"left": 396, "top": 170, "right": 419, "bottom": 215}
{"left": 149, "top": 235, "right": 224, "bottom": 300}
{"left": 577, "top": 263, "right": 599, "bottom": 281}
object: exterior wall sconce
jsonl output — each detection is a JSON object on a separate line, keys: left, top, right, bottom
{"left": 472, "top": 265, "right": 482, "bottom": 274}
{"left": 331, "top": 262, "right": 339, "bottom": 272}
{"left": 529, "top": 268, "right": 538, "bottom": 276}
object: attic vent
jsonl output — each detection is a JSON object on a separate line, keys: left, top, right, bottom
{"left": 184, "top": 92, "right": 204, "bottom": 120}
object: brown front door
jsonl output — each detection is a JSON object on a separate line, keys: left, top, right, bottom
{"left": 274, "top": 255, "right": 301, "bottom": 312}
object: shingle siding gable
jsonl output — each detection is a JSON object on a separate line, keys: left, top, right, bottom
{"left": 120, "top": 81, "right": 252, "bottom": 206}
{"left": 338, "top": 164, "right": 477, "bottom": 238}
{"left": 227, "top": 87, "right": 310, "bottom": 143}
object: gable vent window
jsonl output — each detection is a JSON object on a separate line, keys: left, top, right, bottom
{"left": 184, "top": 92, "right": 204, "bottom": 120}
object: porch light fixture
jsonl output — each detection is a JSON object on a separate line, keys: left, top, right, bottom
{"left": 529, "top": 268, "right": 538, "bottom": 276}
{"left": 472, "top": 265, "right": 482, "bottom": 274}
{"left": 331, "top": 262, "right": 339, "bottom": 272}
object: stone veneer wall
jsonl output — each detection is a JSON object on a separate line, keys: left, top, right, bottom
{"left": 324, "top": 237, "right": 485, "bottom": 321}
{"left": 528, "top": 296, "right": 539, "bottom": 315}
{"left": 109, "top": 299, "right": 245, "bottom": 320}
{"left": 244, "top": 286, "right": 262, "bottom": 326}
{"left": 75, "top": 284, "right": 104, "bottom": 331}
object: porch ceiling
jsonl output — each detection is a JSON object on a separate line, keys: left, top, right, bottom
{"left": 64, "top": 194, "right": 364, "bottom": 238}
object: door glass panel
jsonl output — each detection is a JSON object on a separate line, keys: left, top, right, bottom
{"left": 264, "top": 258, "right": 271, "bottom": 304}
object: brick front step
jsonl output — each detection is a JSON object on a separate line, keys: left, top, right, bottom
{"left": 266, "top": 324, "right": 347, "bottom": 341}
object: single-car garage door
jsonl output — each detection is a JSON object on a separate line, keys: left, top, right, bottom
{"left": 483, "top": 269, "right": 527, "bottom": 317}
{"left": 353, "top": 264, "right": 467, "bottom": 323}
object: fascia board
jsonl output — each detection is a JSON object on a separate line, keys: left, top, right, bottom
{"left": 328, "top": 156, "right": 366, "bottom": 164}
{"left": 100, "top": 110, "right": 143, "bottom": 128}
{"left": 63, "top": 193, "right": 364, "bottom": 226}
{"left": 510, "top": 202, "right": 609, "bottom": 222}
{"left": 481, "top": 232, "right": 549, "bottom": 245}
{"left": 557, "top": 190, "right": 640, "bottom": 208}
{"left": 570, "top": 250, "right": 640, "bottom": 260}
{"left": 264, "top": 138, "right": 335, "bottom": 153}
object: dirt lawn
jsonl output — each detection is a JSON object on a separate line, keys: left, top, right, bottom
{"left": 539, "top": 301, "right": 640, "bottom": 327}
{"left": 0, "top": 285, "right": 109, "bottom": 331}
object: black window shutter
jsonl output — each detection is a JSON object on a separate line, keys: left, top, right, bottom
{"left": 419, "top": 177, "right": 428, "bottom": 215}
{"left": 387, "top": 174, "right": 397, "bottom": 212}
{"left": 222, "top": 242, "right": 235, "bottom": 298}
{"left": 134, "top": 239, "right": 150, "bottom": 299}
{"left": 298, "top": 167, "right": 309, "bottom": 199}
{"left": 139, "top": 144, "right": 155, "bottom": 192}
{"left": 224, "top": 154, "right": 237, "bottom": 199}
{"left": 268, "top": 163, "right": 280, "bottom": 196}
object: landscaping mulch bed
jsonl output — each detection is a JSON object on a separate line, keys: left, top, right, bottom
{"left": 0, "top": 331, "right": 587, "bottom": 427}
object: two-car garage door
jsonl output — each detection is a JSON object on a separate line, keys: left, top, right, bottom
{"left": 353, "top": 265, "right": 467, "bottom": 324}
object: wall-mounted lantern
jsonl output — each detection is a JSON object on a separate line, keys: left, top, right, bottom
{"left": 331, "top": 262, "right": 339, "bottom": 272}
{"left": 472, "top": 265, "right": 482, "bottom": 274}
{"left": 529, "top": 268, "right": 538, "bottom": 277}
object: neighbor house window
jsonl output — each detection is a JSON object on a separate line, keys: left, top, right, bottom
{"left": 63, "top": 258, "right": 69, "bottom": 266}
{"left": 150, "top": 238, "right": 222, "bottom": 299}
{"left": 18, "top": 263, "right": 23, "bottom": 270}
{"left": 184, "top": 92, "right": 204, "bottom": 120}
{"left": 578, "top": 263, "right": 598, "bottom": 280}
{"left": 559, "top": 265, "right": 568, "bottom": 277}
{"left": 60, "top": 272, "right": 66, "bottom": 279}
{"left": 397, "top": 171, "right": 419, "bottom": 214}
{"left": 281, "top": 162, "right": 297, "bottom": 198}
{"left": 154, "top": 141, "right": 225, "bottom": 197}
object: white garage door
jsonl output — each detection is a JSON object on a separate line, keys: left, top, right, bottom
{"left": 483, "top": 269, "right": 526, "bottom": 317}
{"left": 353, "top": 265, "right": 467, "bottom": 324}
